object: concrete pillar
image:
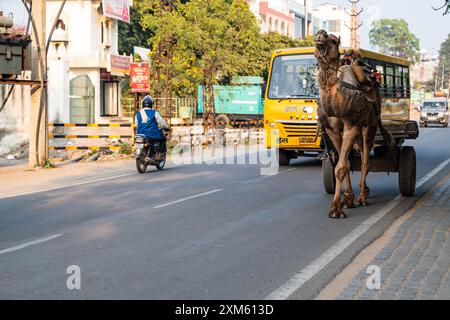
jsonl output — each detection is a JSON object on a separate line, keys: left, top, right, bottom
{"left": 29, "top": 0, "right": 47, "bottom": 168}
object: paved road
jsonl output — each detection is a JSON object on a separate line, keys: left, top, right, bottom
{"left": 1, "top": 127, "right": 450, "bottom": 299}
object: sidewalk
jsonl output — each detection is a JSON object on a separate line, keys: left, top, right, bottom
{"left": 317, "top": 174, "right": 450, "bottom": 300}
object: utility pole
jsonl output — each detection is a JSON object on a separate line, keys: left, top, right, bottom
{"left": 345, "top": 0, "right": 363, "bottom": 48}
{"left": 304, "top": 0, "right": 308, "bottom": 39}
{"left": 29, "top": 0, "right": 47, "bottom": 169}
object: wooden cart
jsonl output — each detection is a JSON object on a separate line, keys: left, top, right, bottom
{"left": 322, "top": 119, "right": 419, "bottom": 196}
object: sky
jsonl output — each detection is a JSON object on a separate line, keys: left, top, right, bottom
{"left": 1, "top": 0, "right": 449, "bottom": 56}
{"left": 318, "top": 0, "right": 449, "bottom": 56}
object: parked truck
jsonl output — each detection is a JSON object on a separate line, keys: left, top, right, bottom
{"left": 197, "top": 76, "right": 264, "bottom": 124}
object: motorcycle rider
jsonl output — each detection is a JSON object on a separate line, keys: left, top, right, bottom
{"left": 135, "top": 95, "right": 170, "bottom": 160}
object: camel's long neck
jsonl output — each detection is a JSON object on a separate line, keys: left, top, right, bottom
{"left": 317, "top": 61, "right": 339, "bottom": 90}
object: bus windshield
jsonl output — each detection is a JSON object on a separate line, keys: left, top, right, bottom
{"left": 268, "top": 54, "right": 319, "bottom": 99}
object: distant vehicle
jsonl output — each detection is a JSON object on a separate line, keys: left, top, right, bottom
{"left": 419, "top": 98, "right": 449, "bottom": 128}
{"left": 197, "top": 76, "right": 264, "bottom": 124}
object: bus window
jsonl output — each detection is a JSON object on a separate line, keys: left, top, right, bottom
{"left": 395, "top": 66, "right": 403, "bottom": 97}
{"left": 403, "top": 67, "right": 410, "bottom": 98}
{"left": 385, "top": 65, "right": 394, "bottom": 97}
{"left": 403, "top": 66, "right": 409, "bottom": 79}
{"left": 375, "top": 64, "right": 386, "bottom": 97}
{"left": 365, "top": 58, "right": 376, "bottom": 70}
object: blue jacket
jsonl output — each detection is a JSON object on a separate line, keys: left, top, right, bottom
{"left": 136, "top": 109, "right": 164, "bottom": 140}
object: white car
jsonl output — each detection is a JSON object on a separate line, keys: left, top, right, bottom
{"left": 419, "top": 98, "right": 449, "bottom": 128}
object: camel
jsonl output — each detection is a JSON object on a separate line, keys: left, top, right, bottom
{"left": 314, "top": 30, "right": 381, "bottom": 219}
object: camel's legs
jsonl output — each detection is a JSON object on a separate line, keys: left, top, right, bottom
{"left": 330, "top": 124, "right": 359, "bottom": 218}
{"left": 342, "top": 169, "right": 356, "bottom": 209}
{"left": 357, "top": 126, "right": 371, "bottom": 206}
{"left": 325, "top": 124, "right": 356, "bottom": 212}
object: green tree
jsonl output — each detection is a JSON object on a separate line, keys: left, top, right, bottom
{"left": 369, "top": 19, "right": 420, "bottom": 63}
{"left": 133, "top": 0, "right": 315, "bottom": 104}
{"left": 259, "top": 32, "right": 315, "bottom": 80}
{"left": 118, "top": 6, "right": 153, "bottom": 55}
{"left": 139, "top": 0, "right": 188, "bottom": 117}
{"left": 178, "top": 0, "right": 266, "bottom": 115}
{"left": 435, "top": 34, "right": 450, "bottom": 91}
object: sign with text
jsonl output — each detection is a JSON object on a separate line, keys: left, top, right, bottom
{"left": 110, "top": 54, "right": 131, "bottom": 76}
{"left": 130, "top": 62, "right": 150, "bottom": 93}
{"left": 102, "top": 0, "right": 131, "bottom": 23}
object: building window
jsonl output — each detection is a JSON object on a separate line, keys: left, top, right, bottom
{"left": 328, "top": 20, "right": 341, "bottom": 32}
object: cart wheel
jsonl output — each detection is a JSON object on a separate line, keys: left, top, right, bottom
{"left": 398, "top": 146, "right": 416, "bottom": 196}
{"left": 322, "top": 159, "right": 336, "bottom": 194}
{"left": 278, "top": 149, "right": 291, "bottom": 166}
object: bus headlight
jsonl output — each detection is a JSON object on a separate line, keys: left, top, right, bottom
{"left": 270, "top": 122, "right": 276, "bottom": 128}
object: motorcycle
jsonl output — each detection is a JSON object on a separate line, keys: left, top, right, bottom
{"left": 134, "top": 129, "right": 170, "bottom": 173}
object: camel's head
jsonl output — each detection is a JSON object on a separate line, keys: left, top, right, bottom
{"left": 314, "top": 30, "right": 341, "bottom": 65}
{"left": 315, "top": 30, "right": 328, "bottom": 48}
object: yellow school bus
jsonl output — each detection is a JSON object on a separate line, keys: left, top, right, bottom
{"left": 264, "top": 47, "right": 415, "bottom": 165}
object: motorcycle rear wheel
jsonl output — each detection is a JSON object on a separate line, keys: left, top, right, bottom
{"left": 156, "top": 153, "right": 166, "bottom": 170}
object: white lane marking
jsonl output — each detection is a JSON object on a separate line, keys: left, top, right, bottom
{"left": 265, "top": 157, "right": 450, "bottom": 300}
{"left": 0, "top": 234, "right": 63, "bottom": 256}
{"left": 154, "top": 189, "right": 224, "bottom": 209}
{"left": 0, "top": 173, "right": 136, "bottom": 200}
{"left": 416, "top": 158, "right": 450, "bottom": 188}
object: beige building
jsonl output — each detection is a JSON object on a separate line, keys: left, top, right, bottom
{"left": 411, "top": 55, "right": 439, "bottom": 84}
{"left": 247, "top": 0, "right": 316, "bottom": 39}
{"left": 46, "top": 0, "right": 132, "bottom": 124}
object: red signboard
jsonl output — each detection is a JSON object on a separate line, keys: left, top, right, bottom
{"left": 130, "top": 62, "right": 150, "bottom": 93}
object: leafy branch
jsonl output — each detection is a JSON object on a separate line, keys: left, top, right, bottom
{"left": 433, "top": 0, "right": 450, "bottom": 15}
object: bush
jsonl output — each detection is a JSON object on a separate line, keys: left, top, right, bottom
{"left": 119, "top": 142, "right": 133, "bottom": 155}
